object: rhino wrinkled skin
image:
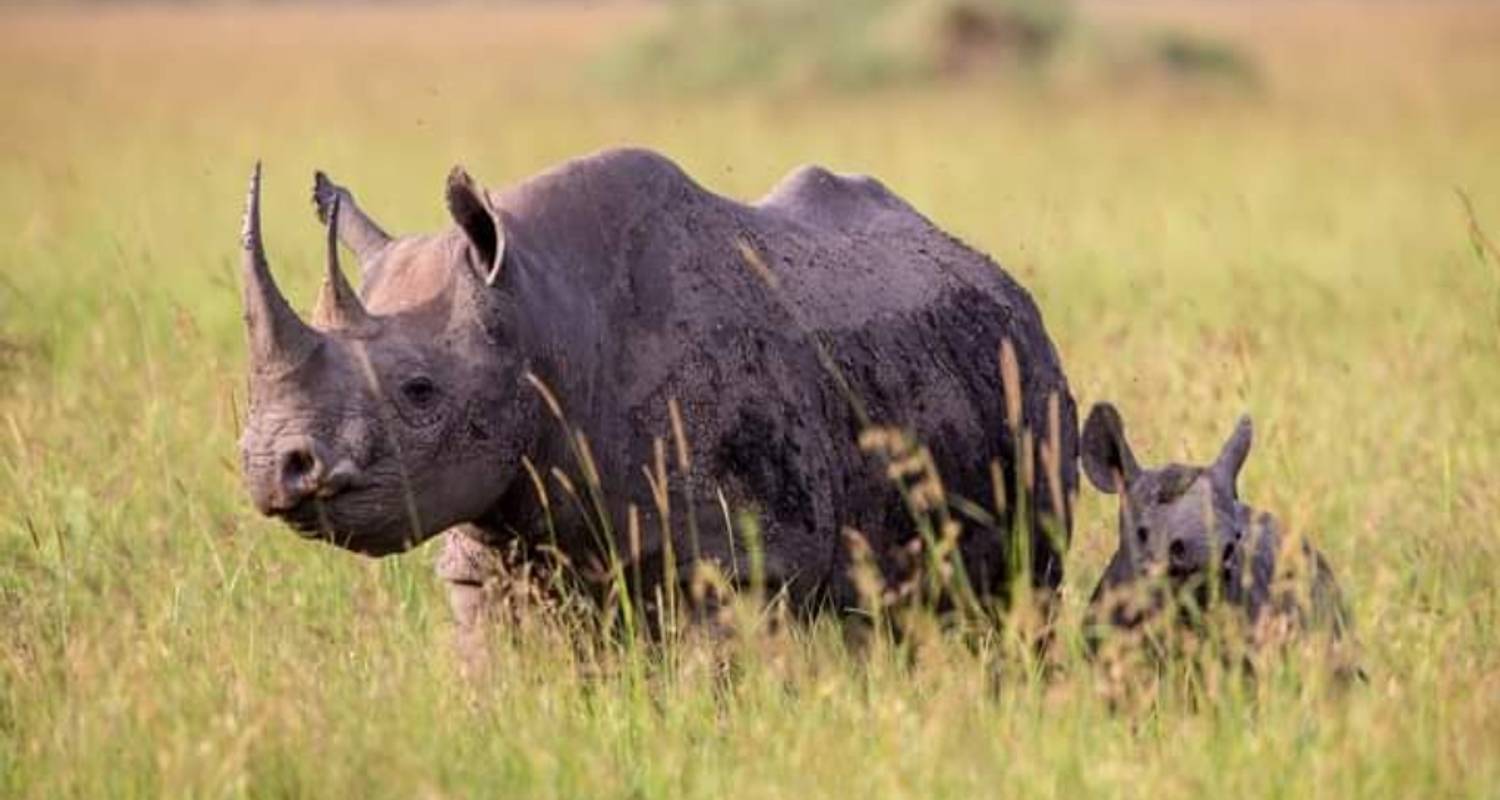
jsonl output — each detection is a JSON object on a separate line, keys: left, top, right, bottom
{"left": 236, "top": 147, "right": 1078, "bottom": 628}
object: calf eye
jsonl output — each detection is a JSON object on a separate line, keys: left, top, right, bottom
{"left": 400, "top": 377, "right": 439, "bottom": 407}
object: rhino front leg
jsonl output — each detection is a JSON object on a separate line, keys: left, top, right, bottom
{"left": 434, "top": 526, "right": 505, "bottom": 675}
{"left": 312, "top": 171, "right": 393, "bottom": 270}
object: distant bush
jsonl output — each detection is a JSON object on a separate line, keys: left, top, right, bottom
{"left": 600, "top": 0, "right": 1262, "bottom": 95}
{"left": 599, "top": 0, "right": 1076, "bottom": 92}
{"left": 924, "top": 0, "right": 1072, "bottom": 74}
{"left": 1149, "top": 29, "right": 1260, "bottom": 87}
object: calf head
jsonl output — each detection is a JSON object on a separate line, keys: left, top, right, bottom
{"left": 1081, "top": 403, "right": 1253, "bottom": 612}
{"left": 237, "top": 164, "right": 536, "bottom": 556}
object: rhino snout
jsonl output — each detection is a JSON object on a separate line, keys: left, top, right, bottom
{"left": 1164, "top": 526, "right": 1244, "bottom": 583}
{"left": 1165, "top": 535, "right": 1214, "bottom": 580}
{"left": 247, "top": 434, "right": 359, "bottom": 516}
{"left": 1168, "top": 538, "right": 1191, "bottom": 571}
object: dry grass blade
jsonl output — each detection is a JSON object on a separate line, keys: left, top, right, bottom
{"left": 1457, "top": 188, "right": 1500, "bottom": 330}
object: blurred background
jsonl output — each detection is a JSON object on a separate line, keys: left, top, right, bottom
{"left": 5, "top": 0, "right": 1495, "bottom": 401}
{"left": 2, "top": 1, "right": 1498, "bottom": 796}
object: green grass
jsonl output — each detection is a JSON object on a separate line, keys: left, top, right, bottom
{"left": 2, "top": 3, "right": 1499, "bottom": 797}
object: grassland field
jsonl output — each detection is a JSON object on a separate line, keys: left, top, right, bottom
{"left": 1, "top": 2, "right": 1498, "bottom": 797}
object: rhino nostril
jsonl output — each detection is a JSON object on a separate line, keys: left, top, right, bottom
{"left": 283, "top": 449, "right": 315, "bottom": 478}
{"left": 278, "top": 446, "right": 324, "bottom": 501}
{"left": 1168, "top": 539, "right": 1187, "bottom": 563}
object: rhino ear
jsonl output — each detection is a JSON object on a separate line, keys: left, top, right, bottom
{"left": 1080, "top": 402, "right": 1140, "bottom": 494}
{"left": 1211, "top": 414, "right": 1253, "bottom": 493}
{"left": 445, "top": 166, "right": 506, "bottom": 286}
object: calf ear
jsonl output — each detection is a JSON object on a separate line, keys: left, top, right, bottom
{"left": 1080, "top": 402, "right": 1140, "bottom": 494}
{"left": 445, "top": 166, "right": 507, "bottom": 286}
{"left": 1211, "top": 414, "right": 1254, "bottom": 492}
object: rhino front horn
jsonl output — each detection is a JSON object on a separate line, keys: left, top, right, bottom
{"left": 311, "top": 193, "right": 379, "bottom": 336}
{"left": 241, "top": 162, "right": 321, "bottom": 372}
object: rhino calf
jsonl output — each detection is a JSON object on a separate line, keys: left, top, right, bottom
{"left": 1079, "top": 402, "right": 1354, "bottom": 663}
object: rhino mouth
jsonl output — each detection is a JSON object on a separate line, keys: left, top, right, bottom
{"left": 1167, "top": 541, "right": 1245, "bottom": 604}
{"left": 271, "top": 487, "right": 422, "bottom": 556}
{"left": 275, "top": 488, "right": 371, "bottom": 537}
{"left": 276, "top": 498, "right": 341, "bottom": 537}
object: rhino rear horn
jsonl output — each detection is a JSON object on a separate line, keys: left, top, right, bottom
{"left": 242, "top": 162, "right": 321, "bottom": 373}
{"left": 311, "top": 193, "right": 379, "bottom": 336}
{"left": 312, "top": 170, "right": 392, "bottom": 274}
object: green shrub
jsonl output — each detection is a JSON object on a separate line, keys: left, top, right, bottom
{"left": 600, "top": 0, "right": 1075, "bottom": 92}
{"left": 1150, "top": 28, "right": 1260, "bottom": 86}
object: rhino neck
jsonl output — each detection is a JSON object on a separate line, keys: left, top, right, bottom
{"left": 502, "top": 209, "right": 622, "bottom": 421}
{"left": 459, "top": 225, "right": 620, "bottom": 558}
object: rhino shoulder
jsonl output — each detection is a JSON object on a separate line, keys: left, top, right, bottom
{"left": 531, "top": 146, "right": 704, "bottom": 204}
{"left": 496, "top": 146, "right": 725, "bottom": 258}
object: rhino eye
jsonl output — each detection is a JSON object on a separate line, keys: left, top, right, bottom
{"left": 400, "top": 376, "right": 439, "bottom": 408}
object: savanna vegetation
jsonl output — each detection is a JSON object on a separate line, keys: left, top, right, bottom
{"left": 1, "top": 2, "right": 1498, "bottom": 797}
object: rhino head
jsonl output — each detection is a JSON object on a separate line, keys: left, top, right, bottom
{"left": 237, "top": 164, "right": 537, "bottom": 556}
{"left": 1081, "top": 402, "right": 1254, "bottom": 611}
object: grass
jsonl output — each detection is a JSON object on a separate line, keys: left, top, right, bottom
{"left": 2, "top": 2, "right": 1499, "bottom": 797}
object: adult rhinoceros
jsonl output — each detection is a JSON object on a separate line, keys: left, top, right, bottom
{"left": 237, "top": 147, "right": 1076, "bottom": 633}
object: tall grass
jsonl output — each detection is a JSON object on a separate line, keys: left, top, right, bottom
{"left": 1, "top": 3, "right": 1498, "bottom": 797}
